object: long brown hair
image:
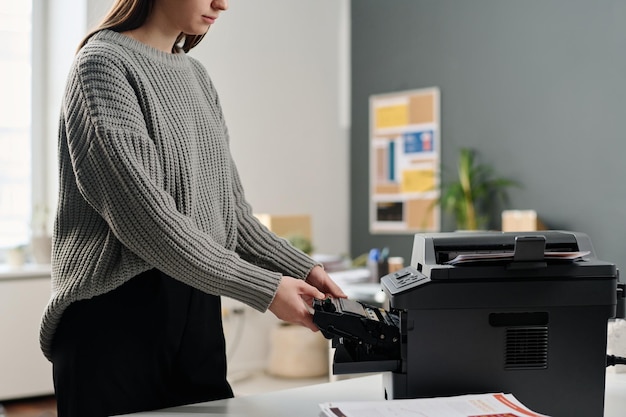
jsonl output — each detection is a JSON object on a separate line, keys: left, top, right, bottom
{"left": 77, "top": 0, "right": 205, "bottom": 54}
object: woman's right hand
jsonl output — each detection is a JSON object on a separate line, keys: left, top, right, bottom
{"left": 268, "top": 276, "right": 326, "bottom": 332}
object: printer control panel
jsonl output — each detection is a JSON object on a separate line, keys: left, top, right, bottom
{"left": 384, "top": 266, "right": 429, "bottom": 290}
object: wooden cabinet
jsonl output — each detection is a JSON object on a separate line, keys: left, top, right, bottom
{"left": 0, "top": 266, "right": 54, "bottom": 400}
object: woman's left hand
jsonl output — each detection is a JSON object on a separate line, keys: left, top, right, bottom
{"left": 305, "top": 265, "right": 347, "bottom": 301}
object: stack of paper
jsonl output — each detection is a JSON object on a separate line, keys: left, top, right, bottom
{"left": 445, "top": 250, "right": 590, "bottom": 265}
{"left": 320, "top": 392, "right": 550, "bottom": 417}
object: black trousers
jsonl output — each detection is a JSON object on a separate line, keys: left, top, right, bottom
{"left": 51, "top": 269, "right": 233, "bottom": 417}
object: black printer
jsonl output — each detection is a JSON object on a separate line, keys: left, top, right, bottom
{"left": 314, "top": 231, "right": 625, "bottom": 417}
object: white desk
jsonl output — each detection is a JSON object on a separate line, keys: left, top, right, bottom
{"left": 605, "top": 372, "right": 626, "bottom": 417}
{"left": 123, "top": 372, "right": 626, "bottom": 417}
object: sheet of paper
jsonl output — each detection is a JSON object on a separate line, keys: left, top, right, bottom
{"left": 319, "top": 392, "right": 551, "bottom": 417}
{"left": 445, "top": 251, "right": 590, "bottom": 265}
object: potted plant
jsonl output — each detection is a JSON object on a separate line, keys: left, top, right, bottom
{"left": 438, "top": 148, "right": 520, "bottom": 230}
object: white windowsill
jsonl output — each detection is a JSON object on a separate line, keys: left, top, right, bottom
{"left": 0, "top": 263, "right": 51, "bottom": 280}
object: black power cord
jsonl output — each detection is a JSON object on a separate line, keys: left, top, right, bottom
{"left": 606, "top": 354, "right": 626, "bottom": 367}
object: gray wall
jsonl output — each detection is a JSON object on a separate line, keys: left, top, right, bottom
{"left": 351, "top": 0, "right": 626, "bottom": 273}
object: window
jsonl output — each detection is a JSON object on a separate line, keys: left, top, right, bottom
{"left": 0, "top": 1, "right": 32, "bottom": 248}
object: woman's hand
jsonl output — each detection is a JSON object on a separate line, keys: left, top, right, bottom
{"left": 305, "top": 265, "right": 347, "bottom": 300}
{"left": 268, "top": 266, "right": 348, "bottom": 332}
{"left": 269, "top": 276, "right": 325, "bottom": 331}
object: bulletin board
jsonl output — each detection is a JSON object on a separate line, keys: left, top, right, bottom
{"left": 369, "top": 87, "right": 441, "bottom": 234}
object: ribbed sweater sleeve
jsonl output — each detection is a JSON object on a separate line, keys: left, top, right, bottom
{"left": 39, "top": 30, "right": 316, "bottom": 360}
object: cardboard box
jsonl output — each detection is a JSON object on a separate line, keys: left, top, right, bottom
{"left": 501, "top": 210, "right": 545, "bottom": 232}
{"left": 254, "top": 214, "right": 312, "bottom": 240}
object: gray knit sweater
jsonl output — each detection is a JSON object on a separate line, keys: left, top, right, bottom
{"left": 39, "top": 30, "right": 316, "bottom": 360}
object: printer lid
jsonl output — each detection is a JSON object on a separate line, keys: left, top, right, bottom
{"left": 410, "top": 230, "right": 615, "bottom": 280}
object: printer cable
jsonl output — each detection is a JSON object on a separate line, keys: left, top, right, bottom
{"left": 606, "top": 354, "right": 626, "bottom": 367}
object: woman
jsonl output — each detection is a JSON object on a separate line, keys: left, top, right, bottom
{"left": 39, "top": 0, "right": 346, "bottom": 415}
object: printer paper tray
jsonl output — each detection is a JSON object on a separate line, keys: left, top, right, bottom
{"left": 333, "top": 359, "right": 400, "bottom": 375}
{"left": 332, "top": 343, "right": 401, "bottom": 375}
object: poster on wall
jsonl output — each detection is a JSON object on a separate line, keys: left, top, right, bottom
{"left": 369, "top": 87, "right": 441, "bottom": 234}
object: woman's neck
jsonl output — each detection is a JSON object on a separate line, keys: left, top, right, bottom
{"left": 122, "top": 18, "right": 179, "bottom": 54}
